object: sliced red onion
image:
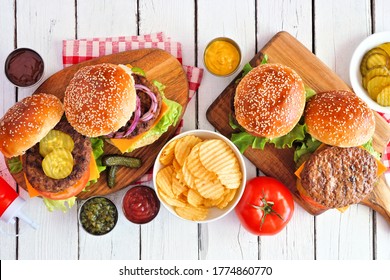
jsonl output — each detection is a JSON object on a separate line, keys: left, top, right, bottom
{"left": 107, "top": 97, "right": 141, "bottom": 138}
{"left": 135, "top": 83, "right": 158, "bottom": 122}
{"left": 106, "top": 84, "right": 158, "bottom": 138}
{"left": 140, "top": 111, "right": 154, "bottom": 122}
{"left": 122, "top": 96, "right": 141, "bottom": 137}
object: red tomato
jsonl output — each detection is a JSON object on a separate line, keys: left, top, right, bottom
{"left": 235, "top": 176, "right": 294, "bottom": 236}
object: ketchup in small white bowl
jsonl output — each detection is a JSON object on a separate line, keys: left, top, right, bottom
{"left": 122, "top": 185, "right": 160, "bottom": 224}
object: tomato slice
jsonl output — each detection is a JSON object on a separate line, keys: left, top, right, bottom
{"left": 235, "top": 176, "right": 294, "bottom": 236}
{"left": 33, "top": 169, "right": 90, "bottom": 200}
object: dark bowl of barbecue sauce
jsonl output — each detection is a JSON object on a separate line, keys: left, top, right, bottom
{"left": 5, "top": 48, "right": 44, "bottom": 87}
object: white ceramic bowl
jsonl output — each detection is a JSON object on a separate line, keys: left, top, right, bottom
{"left": 153, "top": 130, "right": 246, "bottom": 223}
{"left": 349, "top": 31, "right": 390, "bottom": 114}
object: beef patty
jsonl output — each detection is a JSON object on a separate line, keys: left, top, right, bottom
{"left": 300, "top": 146, "right": 377, "bottom": 208}
{"left": 23, "top": 118, "right": 91, "bottom": 193}
{"left": 117, "top": 74, "right": 162, "bottom": 138}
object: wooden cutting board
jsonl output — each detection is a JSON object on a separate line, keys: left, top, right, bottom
{"left": 206, "top": 31, "right": 390, "bottom": 223}
{"left": 10, "top": 48, "right": 188, "bottom": 199}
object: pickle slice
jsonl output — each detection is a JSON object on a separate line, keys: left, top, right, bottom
{"left": 40, "top": 130, "right": 75, "bottom": 157}
{"left": 367, "top": 75, "right": 390, "bottom": 100}
{"left": 377, "top": 86, "right": 390, "bottom": 106}
{"left": 378, "top": 42, "right": 390, "bottom": 56}
{"left": 360, "top": 47, "right": 389, "bottom": 76}
{"left": 363, "top": 66, "right": 389, "bottom": 89}
{"left": 42, "top": 148, "right": 74, "bottom": 179}
{"left": 366, "top": 53, "right": 389, "bottom": 69}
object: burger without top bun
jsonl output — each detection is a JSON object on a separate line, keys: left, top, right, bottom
{"left": 0, "top": 93, "right": 93, "bottom": 212}
{"left": 64, "top": 63, "right": 182, "bottom": 153}
{"left": 295, "top": 90, "right": 383, "bottom": 210}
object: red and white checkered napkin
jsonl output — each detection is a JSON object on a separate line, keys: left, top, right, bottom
{"left": 63, "top": 32, "right": 204, "bottom": 184}
{"left": 378, "top": 112, "right": 390, "bottom": 173}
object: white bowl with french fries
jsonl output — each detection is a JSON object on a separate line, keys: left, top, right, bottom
{"left": 153, "top": 129, "right": 246, "bottom": 223}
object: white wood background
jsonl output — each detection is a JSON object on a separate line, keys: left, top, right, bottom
{"left": 0, "top": 0, "right": 389, "bottom": 260}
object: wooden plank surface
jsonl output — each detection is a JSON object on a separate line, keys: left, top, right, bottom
{"left": 0, "top": 0, "right": 17, "bottom": 259}
{"left": 1, "top": 0, "right": 390, "bottom": 261}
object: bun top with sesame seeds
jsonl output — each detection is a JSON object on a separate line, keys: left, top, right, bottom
{"left": 64, "top": 63, "right": 137, "bottom": 137}
{"left": 305, "top": 90, "right": 375, "bottom": 147}
{"left": 234, "top": 63, "right": 306, "bottom": 139}
{"left": 0, "top": 93, "right": 64, "bottom": 158}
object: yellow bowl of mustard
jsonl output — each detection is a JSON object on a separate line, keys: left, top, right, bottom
{"left": 204, "top": 37, "right": 242, "bottom": 77}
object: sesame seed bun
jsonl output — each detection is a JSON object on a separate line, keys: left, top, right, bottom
{"left": 234, "top": 63, "right": 306, "bottom": 138}
{"left": 64, "top": 63, "right": 137, "bottom": 137}
{"left": 0, "top": 93, "right": 64, "bottom": 158}
{"left": 305, "top": 90, "right": 375, "bottom": 147}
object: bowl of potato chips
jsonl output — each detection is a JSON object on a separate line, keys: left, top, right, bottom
{"left": 153, "top": 130, "right": 246, "bottom": 223}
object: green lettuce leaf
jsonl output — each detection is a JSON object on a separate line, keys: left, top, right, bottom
{"left": 230, "top": 132, "right": 256, "bottom": 154}
{"left": 362, "top": 139, "right": 381, "bottom": 160}
{"left": 242, "top": 63, "right": 253, "bottom": 77}
{"left": 8, "top": 157, "right": 23, "bottom": 173}
{"left": 86, "top": 137, "right": 106, "bottom": 186}
{"left": 235, "top": 54, "right": 268, "bottom": 84}
{"left": 153, "top": 80, "right": 166, "bottom": 95}
{"left": 260, "top": 54, "right": 268, "bottom": 65}
{"left": 90, "top": 137, "right": 106, "bottom": 173}
{"left": 230, "top": 113, "right": 307, "bottom": 154}
{"left": 131, "top": 67, "right": 146, "bottom": 77}
{"left": 228, "top": 114, "right": 242, "bottom": 130}
{"left": 305, "top": 85, "right": 316, "bottom": 100}
{"left": 43, "top": 197, "right": 76, "bottom": 213}
{"left": 269, "top": 123, "right": 306, "bottom": 149}
{"left": 252, "top": 136, "right": 268, "bottom": 150}
{"left": 293, "top": 136, "right": 322, "bottom": 165}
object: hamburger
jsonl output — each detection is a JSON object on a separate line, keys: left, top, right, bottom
{"left": 0, "top": 93, "right": 99, "bottom": 212}
{"left": 234, "top": 63, "right": 306, "bottom": 139}
{"left": 230, "top": 61, "right": 308, "bottom": 153}
{"left": 295, "top": 90, "right": 385, "bottom": 210}
{"left": 63, "top": 63, "right": 182, "bottom": 153}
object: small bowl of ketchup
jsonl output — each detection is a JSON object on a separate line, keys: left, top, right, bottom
{"left": 122, "top": 185, "right": 160, "bottom": 224}
{"left": 4, "top": 48, "right": 44, "bottom": 87}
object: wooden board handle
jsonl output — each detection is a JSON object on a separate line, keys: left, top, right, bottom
{"left": 362, "top": 176, "right": 390, "bottom": 223}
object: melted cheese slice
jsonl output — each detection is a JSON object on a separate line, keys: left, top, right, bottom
{"left": 110, "top": 101, "right": 169, "bottom": 153}
{"left": 25, "top": 173, "right": 40, "bottom": 198}
{"left": 89, "top": 153, "right": 100, "bottom": 182}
